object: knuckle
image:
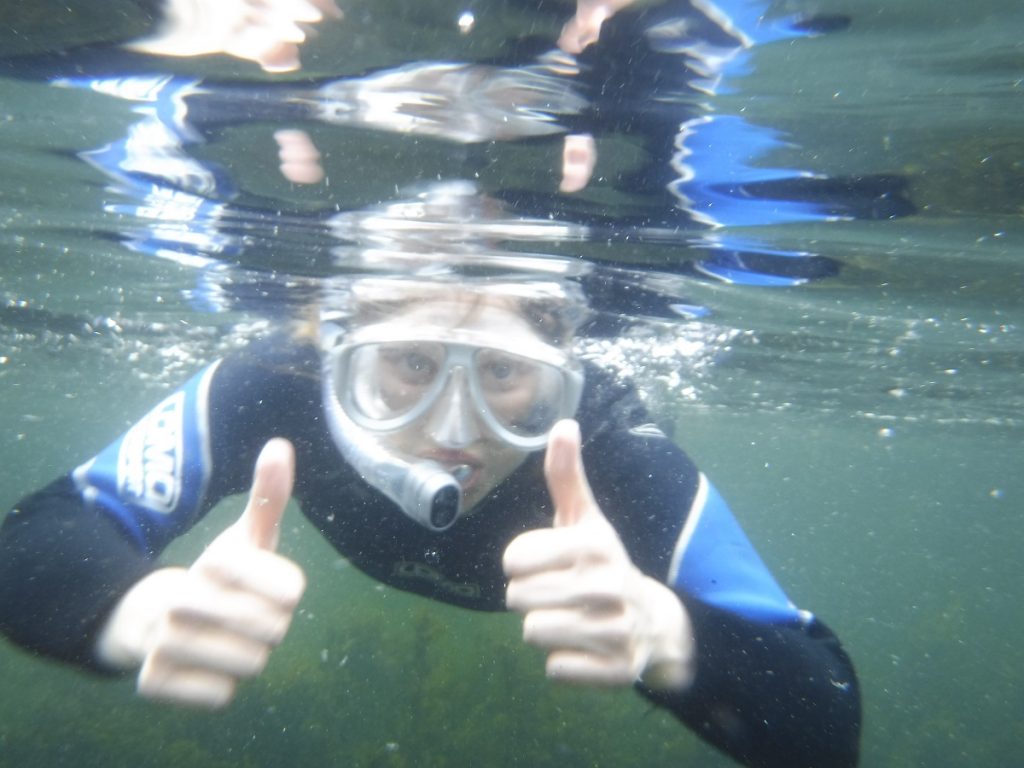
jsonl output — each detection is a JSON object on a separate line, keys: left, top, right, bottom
{"left": 521, "top": 612, "right": 541, "bottom": 643}
{"left": 504, "top": 583, "right": 522, "bottom": 611}
{"left": 266, "top": 615, "right": 292, "bottom": 646}
{"left": 237, "top": 647, "right": 271, "bottom": 678}
{"left": 581, "top": 572, "right": 626, "bottom": 608}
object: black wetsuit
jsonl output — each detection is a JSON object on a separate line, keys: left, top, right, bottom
{"left": 0, "top": 336, "right": 860, "bottom": 768}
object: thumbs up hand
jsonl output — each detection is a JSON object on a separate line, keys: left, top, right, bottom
{"left": 503, "top": 420, "right": 695, "bottom": 691}
{"left": 96, "top": 439, "right": 306, "bottom": 708}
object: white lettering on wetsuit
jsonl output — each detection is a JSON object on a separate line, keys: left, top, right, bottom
{"left": 393, "top": 561, "right": 481, "bottom": 599}
{"left": 117, "top": 391, "right": 185, "bottom": 515}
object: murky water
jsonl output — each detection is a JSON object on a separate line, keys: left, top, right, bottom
{"left": 1, "top": 1, "right": 1022, "bottom": 766}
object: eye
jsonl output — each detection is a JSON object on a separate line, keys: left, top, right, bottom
{"left": 403, "top": 351, "right": 436, "bottom": 374}
{"left": 477, "top": 352, "right": 531, "bottom": 391}
{"left": 379, "top": 344, "right": 441, "bottom": 385}
{"left": 485, "top": 359, "right": 515, "bottom": 381}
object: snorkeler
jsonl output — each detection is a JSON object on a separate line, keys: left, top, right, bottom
{"left": 3, "top": 0, "right": 911, "bottom": 232}
{"left": 0, "top": 277, "right": 861, "bottom": 768}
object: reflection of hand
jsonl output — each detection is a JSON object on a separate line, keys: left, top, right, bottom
{"left": 558, "top": 0, "right": 640, "bottom": 54}
{"left": 560, "top": 133, "right": 596, "bottom": 194}
{"left": 127, "top": 0, "right": 342, "bottom": 73}
{"left": 96, "top": 439, "right": 306, "bottom": 708}
{"left": 504, "top": 420, "right": 695, "bottom": 690}
{"left": 275, "top": 129, "right": 325, "bottom": 184}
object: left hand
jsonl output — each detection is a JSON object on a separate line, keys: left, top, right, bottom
{"left": 503, "top": 419, "right": 695, "bottom": 690}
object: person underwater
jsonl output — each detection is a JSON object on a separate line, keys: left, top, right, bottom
{"left": 0, "top": 275, "right": 861, "bottom": 768}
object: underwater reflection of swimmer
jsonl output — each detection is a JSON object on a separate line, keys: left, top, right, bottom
{"left": 0, "top": 0, "right": 630, "bottom": 66}
{"left": 2, "top": 0, "right": 342, "bottom": 72}
{"left": 0, "top": 276, "right": 861, "bottom": 768}
{"left": 5, "top": 0, "right": 913, "bottom": 227}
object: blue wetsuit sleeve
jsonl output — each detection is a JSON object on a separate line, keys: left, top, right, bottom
{"left": 564, "top": 364, "right": 861, "bottom": 766}
{"left": 0, "top": 339, "right": 321, "bottom": 670}
{"left": 70, "top": 361, "right": 222, "bottom": 556}
{"left": 668, "top": 474, "right": 805, "bottom": 625}
{"left": 0, "top": 476, "right": 157, "bottom": 671}
{"left": 643, "top": 475, "right": 861, "bottom": 768}
{"left": 0, "top": 358, "right": 251, "bottom": 669}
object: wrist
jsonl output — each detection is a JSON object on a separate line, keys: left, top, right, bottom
{"left": 638, "top": 576, "right": 696, "bottom": 692}
{"left": 94, "top": 567, "right": 187, "bottom": 670}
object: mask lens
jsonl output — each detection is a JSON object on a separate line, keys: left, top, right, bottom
{"left": 338, "top": 340, "right": 577, "bottom": 444}
{"left": 472, "top": 348, "right": 567, "bottom": 439}
{"left": 347, "top": 341, "right": 447, "bottom": 422}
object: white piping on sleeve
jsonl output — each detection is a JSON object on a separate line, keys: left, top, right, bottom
{"left": 667, "top": 472, "right": 709, "bottom": 583}
{"left": 192, "top": 358, "right": 222, "bottom": 512}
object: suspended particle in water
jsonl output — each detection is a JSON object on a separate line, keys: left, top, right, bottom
{"left": 878, "top": 428, "right": 894, "bottom": 439}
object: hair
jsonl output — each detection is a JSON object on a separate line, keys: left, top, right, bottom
{"left": 299, "top": 277, "right": 590, "bottom": 349}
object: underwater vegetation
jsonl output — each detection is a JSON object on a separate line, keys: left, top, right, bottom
{"left": 0, "top": 508, "right": 707, "bottom": 768}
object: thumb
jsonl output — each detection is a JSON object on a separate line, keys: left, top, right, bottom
{"left": 544, "top": 419, "right": 598, "bottom": 528}
{"left": 237, "top": 438, "right": 296, "bottom": 551}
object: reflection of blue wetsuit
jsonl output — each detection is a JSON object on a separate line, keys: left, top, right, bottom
{"left": 0, "top": 336, "right": 859, "bottom": 768}
{"left": 1, "top": 0, "right": 912, "bottom": 295}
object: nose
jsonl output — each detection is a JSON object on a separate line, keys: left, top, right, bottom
{"left": 424, "top": 368, "right": 482, "bottom": 449}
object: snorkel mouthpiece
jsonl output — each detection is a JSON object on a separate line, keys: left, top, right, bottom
{"left": 401, "top": 462, "right": 462, "bottom": 530}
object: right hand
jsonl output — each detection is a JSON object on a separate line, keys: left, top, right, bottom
{"left": 97, "top": 439, "right": 307, "bottom": 708}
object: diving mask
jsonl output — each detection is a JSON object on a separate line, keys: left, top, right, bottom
{"left": 321, "top": 323, "right": 584, "bottom": 530}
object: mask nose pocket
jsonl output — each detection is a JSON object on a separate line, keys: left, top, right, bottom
{"left": 425, "top": 367, "right": 482, "bottom": 448}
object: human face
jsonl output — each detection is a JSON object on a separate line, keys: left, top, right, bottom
{"left": 340, "top": 298, "right": 582, "bottom": 510}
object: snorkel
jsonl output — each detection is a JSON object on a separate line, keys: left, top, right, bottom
{"left": 317, "top": 274, "right": 588, "bottom": 533}
{"left": 321, "top": 322, "right": 463, "bottom": 531}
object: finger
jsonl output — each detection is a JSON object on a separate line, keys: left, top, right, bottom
{"left": 544, "top": 419, "right": 597, "bottom": 528}
{"left": 546, "top": 649, "right": 636, "bottom": 686}
{"left": 138, "top": 655, "right": 238, "bottom": 708}
{"left": 251, "top": 41, "right": 303, "bottom": 73}
{"left": 557, "top": 5, "right": 608, "bottom": 54}
{"left": 307, "top": 0, "right": 343, "bottom": 20}
{"left": 200, "top": 546, "right": 306, "bottom": 607}
{"left": 167, "top": 586, "right": 298, "bottom": 649}
{"left": 184, "top": 557, "right": 303, "bottom": 638}
{"left": 523, "top": 607, "right": 631, "bottom": 653}
{"left": 502, "top": 527, "right": 582, "bottom": 579}
{"left": 151, "top": 620, "right": 272, "bottom": 679}
{"left": 506, "top": 566, "right": 623, "bottom": 613}
{"left": 560, "top": 133, "right": 596, "bottom": 194}
{"left": 226, "top": 23, "right": 304, "bottom": 71}
{"left": 275, "top": 129, "right": 325, "bottom": 184}
{"left": 239, "top": 439, "right": 295, "bottom": 551}
{"left": 505, "top": 568, "right": 573, "bottom": 612}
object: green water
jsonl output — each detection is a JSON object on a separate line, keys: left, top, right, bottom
{"left": 2, "top": 350, "right": 1020, "bottom": 767}
{"left": 2, "top": 0, "right": 1024, "bottom": 766}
